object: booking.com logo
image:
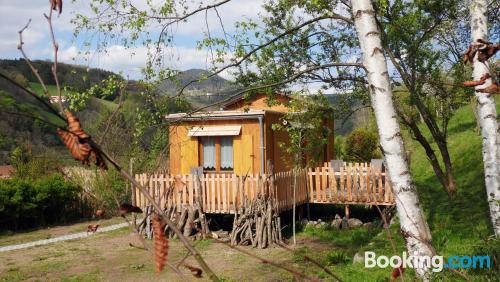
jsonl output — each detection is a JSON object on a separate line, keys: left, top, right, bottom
{"left": 364, "top": 251, "right": 491, "bottom": 272}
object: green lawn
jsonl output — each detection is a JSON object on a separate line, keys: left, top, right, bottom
{"left": 294, "top": 100, "right": 500, "bottom": 281}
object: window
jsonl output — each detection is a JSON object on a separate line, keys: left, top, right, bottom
{"left": 200, "top": 136, "right": 233, "bottom": 171}
{"left": 220, "top": 137, "right": 233, "bottom": 170}
{"left": 201, "top": 137, "right": 216, "bottom": 170}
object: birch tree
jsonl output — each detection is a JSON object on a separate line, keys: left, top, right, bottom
{"left": 469, "top": 0, "right": 500, "bottom": 237}
{"left": 350, "top": 0, "right": 434, "bottom": 279}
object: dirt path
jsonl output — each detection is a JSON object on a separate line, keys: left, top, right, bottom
{"left": 0, "top": 227, "right": 309, "bottom": 281}
{"left": 0, "top": 222, "right": 129, "bottom": 252}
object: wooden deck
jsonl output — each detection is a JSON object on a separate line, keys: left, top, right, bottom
{"left": 308, "top": 163, "right": 394, "bottom": 205}
{"left": 133, "top": 163, "right": 395, "bottom": 214}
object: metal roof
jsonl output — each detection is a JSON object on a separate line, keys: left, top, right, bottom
{"left": 165, "top": 110, "right": 269, "bottom": 121}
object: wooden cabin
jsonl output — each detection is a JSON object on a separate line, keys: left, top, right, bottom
{"left": 166, "top": 93, "right": 335, "bottom": 175}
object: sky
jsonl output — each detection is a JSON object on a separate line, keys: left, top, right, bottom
{"left": 0, "top": 0, "right": 265, "bottom": 80}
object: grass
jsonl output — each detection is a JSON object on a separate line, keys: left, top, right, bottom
{"left": 293, "top": 100, "right": 500, "bottom": 281}
{"left": 0, "top": 217, "right": 126, "bottom": 246}
{"left": 29, "top": 82, "right": 71, "bottom": 97}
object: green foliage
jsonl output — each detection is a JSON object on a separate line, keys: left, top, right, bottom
{"left": 344, "top": 128, "right": 381, "bottom": 162}
{"left": 0, "top": 175, "right": 85, "bottom": 230}
{"left": 326, "top": 250, "right": 351, "bottom": 265}
{"left": 272, "top": 94, "right": 334, "bottom": 168}
{"left": 67, "top": 75, "right": 124, "bottom": 111}
{"left": 80, "top": 169, "right": 129, "bottom": 212}
{"left": 469, "top": 236, "right": 500, "bottom": 275}
{"left": 10, "top": 144, "right": 61, "bottom": 179}
{"left": 301, "top": 224, "right": 380, "bottom": 249}
{"left": 334, "top": 136, "right": 345, "bottom": 160}
{"left": 0, "top": 68, "right": 29, "bottom": 88}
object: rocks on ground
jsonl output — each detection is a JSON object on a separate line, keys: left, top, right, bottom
{"left": 301, "top": 215, "right": 371, "bottom": 230}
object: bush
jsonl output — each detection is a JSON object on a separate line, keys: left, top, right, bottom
{"left": 0, "top": 175, "right": 85, "bottom": 230}
{"left": 344, "top": 128, "right": 381, "bottom": 162}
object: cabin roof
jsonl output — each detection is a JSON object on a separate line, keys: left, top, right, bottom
{"left": 165, "top": 109, "right": 279, "bottom": 121}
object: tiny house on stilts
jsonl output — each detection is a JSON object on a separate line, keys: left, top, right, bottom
{"left": 133, "top": 93, "right": 394, "bottom": 247}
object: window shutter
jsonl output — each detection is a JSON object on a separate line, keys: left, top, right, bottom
{"left": 234, "top": 135, "right": 253, "bottom": 175}
{"left": 181, "top": 136, "right": 199, "bottom": 174}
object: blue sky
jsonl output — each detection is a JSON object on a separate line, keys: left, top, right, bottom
{"left": 0, "top": 0, "right": 264, "bottom": 80}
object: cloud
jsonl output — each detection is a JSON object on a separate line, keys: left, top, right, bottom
{"left": 55, "top": 44, "right": 237, "bottom": 80}
{"left": 0, "top": 0, "right": 261, "bottom": 80}
{"left": 169, "top": 0, "right": 265, "bottom": 36}
{"left": 0, "top": 0, "right": 90, "bottom": 56}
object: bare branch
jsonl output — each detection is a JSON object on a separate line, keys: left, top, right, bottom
{"left": 98, "top": 81, "right": 127, "bottom": 144}
{"left": 121, "top": 215, "right": 192, "bottom": 281}
{"left": 17, "top": 19, "right": 51, "bottom": 98}
{"left": 156, "top": 0, "right": 233, "bottom": 50}
{"left": 171, "top": 14, "right": 354, "bottom": 100}
{"left": 164, "top": 62, "right": 365, "bottom": 126}
{"left": 44, "top": 8, "right": 64, "bottom": 113}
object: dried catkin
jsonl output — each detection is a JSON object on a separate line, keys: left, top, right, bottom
{"left": 152, "top": 215, "right": 168, "bottom": 273}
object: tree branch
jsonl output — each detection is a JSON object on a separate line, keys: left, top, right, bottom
{"left": 164, "top": 62, "right": 365, "bottom": 125}
{"left": 17, "top": 19, "right": 50, "bottom": 99}
{"left": 171, "top": 14, "right": 353, "bottom": 100}
{"left": 156, "top": 0, "right": 233, "bottom": 50}
{"left": 44, "top": 8, "right": 64, "bottom": 113}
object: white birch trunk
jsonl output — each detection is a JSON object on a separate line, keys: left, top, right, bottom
{"left": 350, "top": 0, "right": 434, "bottom": 279}
{"left": 470, "top": 0, "right": 500, "bottom": 237}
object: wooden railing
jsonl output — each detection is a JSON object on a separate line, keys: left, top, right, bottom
{"left": 133, "top": 163, "right": 395, "bottom": 214}
{"left": 134, "top": 171, "right": 306, "bottom": 214}
{"left": 307, "top": 162, "right": 394, "bottom": 205}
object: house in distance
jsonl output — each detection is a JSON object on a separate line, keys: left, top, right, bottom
{"left": 166, "top": 93, "right": 335, "bottom": 175}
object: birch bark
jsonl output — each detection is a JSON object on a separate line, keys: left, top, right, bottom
{"left": 350, "top": 0, "right": 434, "bottom": 279}
{"left": 470, "top": 0, "right": 500, "bottom": 237}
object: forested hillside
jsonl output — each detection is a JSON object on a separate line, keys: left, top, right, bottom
{"left": 0, "top": 59, "right": 119, "bottom": 93}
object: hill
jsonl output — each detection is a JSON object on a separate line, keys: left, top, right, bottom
{"left": 0, "top": 59, "right": 120, "bottom": 93}
{"left": 0, "top": 79, "right": 119, "bottom": 164}
{"left": 157, "top": 69, "right": 239, "bottom": 110}
{"left": 157, "top": 69, "right": 234, "bottom": 93}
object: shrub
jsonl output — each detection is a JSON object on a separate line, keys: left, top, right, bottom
{"left": 0, "top": 175, "right": 85, "bottom": 230}
{"left": 334, "top": 135, "right": 345, "bottom": 160}
{"left": 344, "top": 128, "right": 381, "bottom": 162}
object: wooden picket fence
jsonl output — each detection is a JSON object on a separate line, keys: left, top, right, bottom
{"left": 307, "top": 162, "right": 394, "bottom": 205}
{"left": 133, "top": 163, "right": 394, "bottom": 214}
{"left": 134, "top": 171, "right": 307, "bottom": 214}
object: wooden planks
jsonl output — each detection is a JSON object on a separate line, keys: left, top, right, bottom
{"left": 305, "top": 163, "right": 395, "bottom": 206}
{"left": 132, "top": 162, "right": 395, "bottom": 215}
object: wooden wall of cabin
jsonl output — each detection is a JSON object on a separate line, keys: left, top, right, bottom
{"left": 168, "top": 119, "right": 262, "bottom": 175}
